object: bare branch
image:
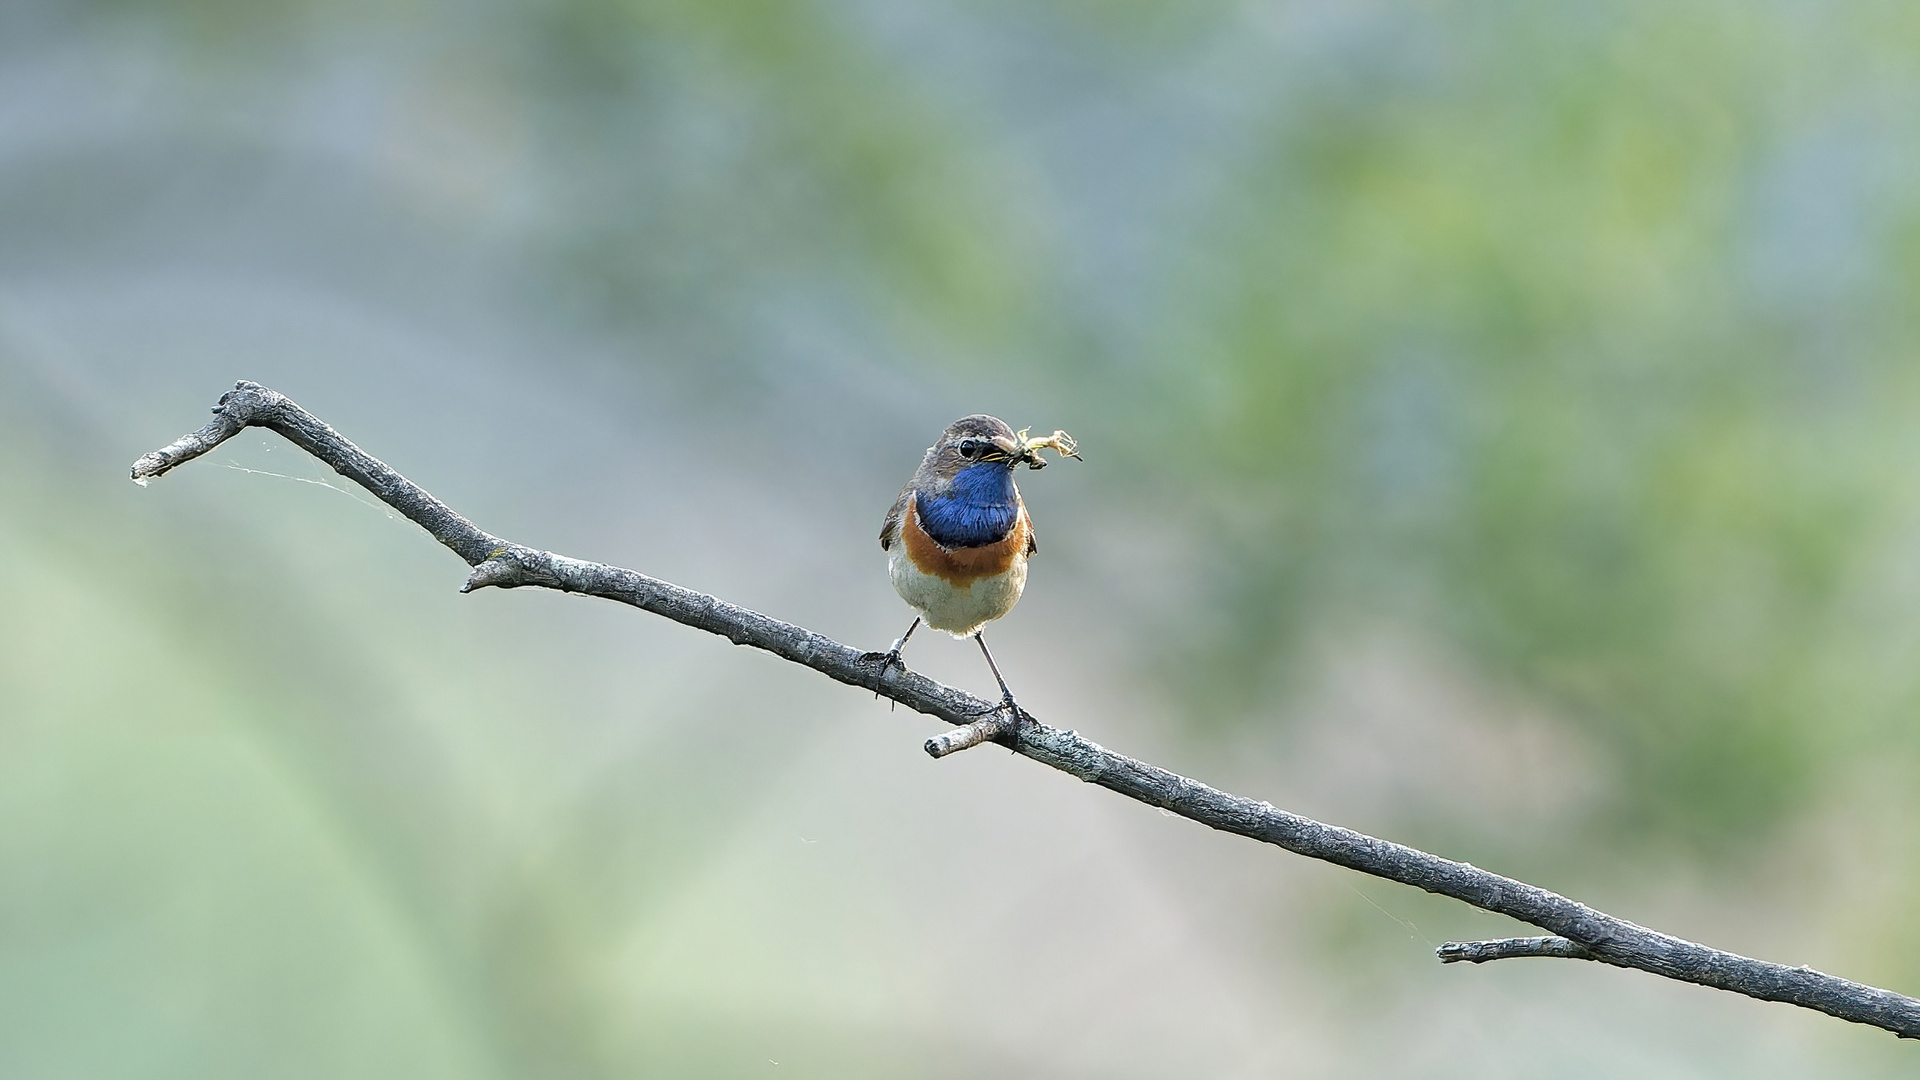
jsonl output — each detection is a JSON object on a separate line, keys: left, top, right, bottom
{"left": 133, "top": 381, "right": 1920, "bottom": 1041}
{"left": 1438, "top": 936, "right": 1595, "bottom": 963}
{"left": 924, "top": 710, "right": 1023, "bottom": 759}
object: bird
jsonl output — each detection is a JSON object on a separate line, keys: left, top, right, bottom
{"left": 869, "top": 414, "right": 1077, "bottom": 723}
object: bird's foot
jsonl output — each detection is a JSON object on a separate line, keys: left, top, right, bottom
{"left": 997, "top": 696, "right": 1031, "bottom": 749}
{"left": 860, "top": 648, "right": 906, "bottom": 706}
{"left": 966, "top": 692, "right": 1029, "bottom": 749}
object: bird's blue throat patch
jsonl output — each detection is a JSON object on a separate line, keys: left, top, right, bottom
{"left": 917, "top": 463, "right": 1018, "bottom": 548}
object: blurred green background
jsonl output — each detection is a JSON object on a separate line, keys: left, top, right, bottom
{"left": 4, "top": 0, "right": 1920, "bottom": 1074}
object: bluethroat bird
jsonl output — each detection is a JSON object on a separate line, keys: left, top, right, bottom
{"left": 869, "top": 414, "right": 1079, "bottom": 721}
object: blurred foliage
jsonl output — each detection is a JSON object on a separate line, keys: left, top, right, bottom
{"left": 11, "top": 0, "right": 1920, "bottom": 1074}
{"left": 1142, "top": 3, "right": 1920, "bottom": 848}
{"left": 51, "top": 0, "right": 1920, "bottom": 859}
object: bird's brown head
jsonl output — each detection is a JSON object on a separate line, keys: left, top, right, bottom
{"left": 928, "top": 414, "right": 1024, "bottom": 475}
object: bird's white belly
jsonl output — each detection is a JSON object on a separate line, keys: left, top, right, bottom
{"left": 889, "top": 547, "right": 1028, "bottom": 636}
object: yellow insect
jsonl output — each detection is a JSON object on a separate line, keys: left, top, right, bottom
{"left": 1012, "top": 428, "right": 1080, "bottom": 470}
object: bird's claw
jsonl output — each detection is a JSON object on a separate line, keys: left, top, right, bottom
{"left": 862, "top": 648, "right": 906, "bottom": 706}
{"left": 966, "top": 694, "right": 1028, "bottom": 748}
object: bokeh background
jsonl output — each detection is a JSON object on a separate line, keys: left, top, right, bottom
{"left": 5, "top": 0, "right": 1920, "bottom": 1075}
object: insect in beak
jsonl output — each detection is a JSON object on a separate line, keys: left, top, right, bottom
{"left": 1012, "top": 428, "right": 1081, "bottom": 470}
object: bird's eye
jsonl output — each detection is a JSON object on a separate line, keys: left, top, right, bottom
{"left": 957, "top": 442, "right": 980, "bottom": 459}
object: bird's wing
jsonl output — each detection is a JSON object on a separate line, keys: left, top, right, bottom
{"left": 880, "top": 486, "right": 914, "bottom": 550}
{"left": 1023, "top": 505, "right": 1037, "bottom": 556}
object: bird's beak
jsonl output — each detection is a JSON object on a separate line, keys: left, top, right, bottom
{"left": 989, "top": 436, "right": 1024, "bottom": 466}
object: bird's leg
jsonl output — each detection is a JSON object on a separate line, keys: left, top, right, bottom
{"left": 973, "top": 631, "right": 1028, "bottom": 745}
{"left": 883, "top": 616, "right": 921, "bottom": 667}
{"left": 861, "top": 616, "right": 921, "bottom": 702}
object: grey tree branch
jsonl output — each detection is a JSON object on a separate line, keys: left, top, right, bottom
{"left": 924, "top": 711, "right": 1022, "bottom": 758}
{"left": 1437, "top": 936, "right": 1596, "bottom": 963}
{"left": 133, "top": 380, "right": 1920, "bottom": 1041}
